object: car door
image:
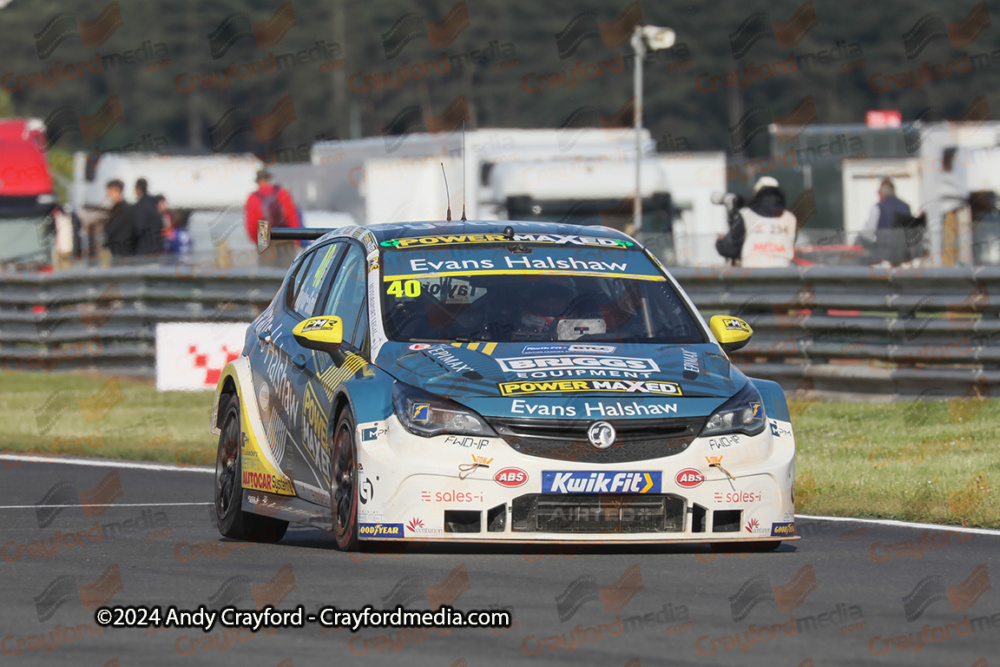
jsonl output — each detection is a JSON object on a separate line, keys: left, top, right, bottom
{"left": 247, "top": 249, "right": 317, "bottom": 483}
{"left": 272, "top": 241, "right": 349, "bottom": 504}
{"left": 249, "top": 243, "right": 343, "bottom": 491}
{"left": 289, "top": 241, "right": 371, "bottom": 503}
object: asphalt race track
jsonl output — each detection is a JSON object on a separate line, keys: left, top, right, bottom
{"left": 2, "top": 456, "right": 998, "bottom": 666}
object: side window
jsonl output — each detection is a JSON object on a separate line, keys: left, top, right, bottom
{"left": 288, "top": 252, "right": 314, "bottom": 308}
{"left": 352, "top": 302, "right": 369, "bottom": 351}
{"left": 322, "top": 246, "right": 367, "bottom": 348}
{"left": 293, "top": 244, "right": 343, "bottom": 317}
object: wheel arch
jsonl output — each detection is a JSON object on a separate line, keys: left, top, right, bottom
{"left": 216, "top": 376, "right": 238, "bottom": 431}
{"left": 328, "top": 389, "right": 354, "bottom": 442}
{"left": 211, "top": 361, "right": 247, "bottom": 436}
{"left": 747, "top": 377, "right": 791, "bottom": 422}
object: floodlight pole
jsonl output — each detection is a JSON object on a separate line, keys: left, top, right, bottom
{"left": 632, "top": 29, "right": 646, "bottom": 232}
{"left": 630, "top": 25, "right": 675, "bottom": 233}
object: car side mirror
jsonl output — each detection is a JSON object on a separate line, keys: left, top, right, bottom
{"left": 709, "top": 315, "right": 753, "bottom": 353}
{"left": 293, "top": 317, "right": 344, "bottom": 353}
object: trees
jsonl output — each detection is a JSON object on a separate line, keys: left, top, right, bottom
{"left": 0, "top": 0, "right": 994, "bottom": 164}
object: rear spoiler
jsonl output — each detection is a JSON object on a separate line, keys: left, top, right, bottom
{"left": 256, "top": 219, "right": 335, "bottom": 254}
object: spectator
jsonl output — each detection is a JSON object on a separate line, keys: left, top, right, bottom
{"left": 245, "top": 169, "right": 301, "bottom": 241}
{"left": 69, "top": 205, "right": 84, "bottom": 260}
{"left": 50, "top": 205, "right": 75, "bottom": 270}
{"left": 161, "top": 197, "right": 192, "bottom": 260}
{"left": 155, "top": 194, "right": 172, "bottom": 229}
{"left": 861, "top": 179, "right": 913, "bottom": 265}
{"left": 102, "top": 179, "right": 134, "bottom": 259}
{"left": 245, "top": 169, "right": 301, "bottom": 266}
{"left": 133, "top": 177, "right": 165, "bottom": 259}
{"left": 939, "top": 148, "right": 971, "bottom": 265}
{"left": 716, "top": 176, "right": 798, "bottom": 268}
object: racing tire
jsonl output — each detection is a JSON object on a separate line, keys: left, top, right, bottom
{"left": 215, "top": 394, "right": 289, "bottom": 543}
{"left": 330, "top": 409, "right": 360, "bottom": 551}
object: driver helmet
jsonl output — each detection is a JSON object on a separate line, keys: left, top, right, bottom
{"left": 520, "top": 281, "right": 575, "bottom": 330}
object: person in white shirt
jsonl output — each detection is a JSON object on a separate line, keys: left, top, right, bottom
{"left": 716, "top": 176, "right": 798, "bottom": 268}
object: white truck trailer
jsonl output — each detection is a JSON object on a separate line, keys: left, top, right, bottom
{"left": 299, "top": 129, "right": 727, "bottom": 266}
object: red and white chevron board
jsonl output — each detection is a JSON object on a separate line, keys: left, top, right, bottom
{"left": 155, "top": 323, "right": 250, "bottom": 391}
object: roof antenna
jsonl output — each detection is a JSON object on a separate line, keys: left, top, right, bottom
{"left": 440, "top": 162, "right": 451, "bottom": 222}
{"left": 460, "top": 121, "right": 467, "bottom": 221}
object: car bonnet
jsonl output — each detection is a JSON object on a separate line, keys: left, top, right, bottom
{"left": 377, "top": 342, "right": 742, "bottom": 419}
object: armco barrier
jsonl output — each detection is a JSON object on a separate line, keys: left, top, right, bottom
{"left": 0, "top": 266, "right": 285, "bottom": 375}
{"left": 674, "top": 265, "right": 1000, "bottom": 397}
{"left": 2, "top": 265, "right": 998, "bottom": 396}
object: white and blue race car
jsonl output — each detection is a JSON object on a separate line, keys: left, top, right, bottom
{"left": 211, "top": 220, "right": 796, "bottom": 550}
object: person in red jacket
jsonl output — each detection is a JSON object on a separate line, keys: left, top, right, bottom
{"left": 245, "top": 169, "right": 301, "bottom": 266}
{"left": 244, "top": 169, "right": 301, "bottom": 242}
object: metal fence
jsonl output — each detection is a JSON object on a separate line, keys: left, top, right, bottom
{"left": 676, "top": 265, "right": 1000, "bottom": 397}
{"left": 0, "top": 266, "right": 285, "bottom": 375}
{"left": 2, "top": 265, "right": 998, "bottom": 397}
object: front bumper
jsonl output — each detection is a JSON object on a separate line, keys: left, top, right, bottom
{"left": 353, "top": 414, "right": 796, "bottom": 543}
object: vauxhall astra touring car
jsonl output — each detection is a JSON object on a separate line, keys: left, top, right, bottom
{"left": 210, "top": 220, "right": 796, "bottom": 550}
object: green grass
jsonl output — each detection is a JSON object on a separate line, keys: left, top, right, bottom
{"left": 790, "top": 397, "right": 997, "bottom": 528}
{"left": 0, "top": 372, "right": 216, "bottom": 466}
{"left": 0, "top": 372, "right": 996, "bottom": 527}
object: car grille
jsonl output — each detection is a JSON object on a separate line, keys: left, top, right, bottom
{"left": 511, "top": 494, "right": 686, "bottom": 533}
{"left": 485, "top": 416, "right": 705, "bottom": 463}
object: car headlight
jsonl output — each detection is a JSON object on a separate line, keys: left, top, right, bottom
{"left": 700, "top": 383, "right": 766, "bottom": 437}
{"left": 392, "top": 382, "right": 497, "bottom": 438}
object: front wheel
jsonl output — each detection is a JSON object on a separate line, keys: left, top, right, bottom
{"left": 330, "top": 409, "right": 359, "bottom": 551}
{"left": 215, "top": 394, "right": 288, "bottom": 542}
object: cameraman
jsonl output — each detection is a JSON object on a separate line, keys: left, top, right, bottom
{"left": 715, "top": 176, "right": 797, "bottom": 268}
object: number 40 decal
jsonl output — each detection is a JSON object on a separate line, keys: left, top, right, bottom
{"left": 386, "top": 280, "right": 421, "bottom": 297}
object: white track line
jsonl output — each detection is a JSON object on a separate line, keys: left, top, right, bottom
{"left": 0, "top": 453, "right": 213, "bottom": 473}
{"left": 0, "top": 502, "right": 211, "bottom": 510}
{"left": 797, "top": 513, "right": 1000, "bottom": 537}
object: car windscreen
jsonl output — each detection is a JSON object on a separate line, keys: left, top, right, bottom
{"left": 0, "top": 215, "right": 50, "bottom": 266}
{"left": 380, "top": 243, "right": 705, "bottom": 344}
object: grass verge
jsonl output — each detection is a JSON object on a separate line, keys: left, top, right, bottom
{"left": 0, "top": 372, "right": 215, "bottom": 466}
{"left": 790, "top": 396, "right": 996, "bottom": 528}
{"left": 0, "top": 372, "right": 995, "bottom": 528}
